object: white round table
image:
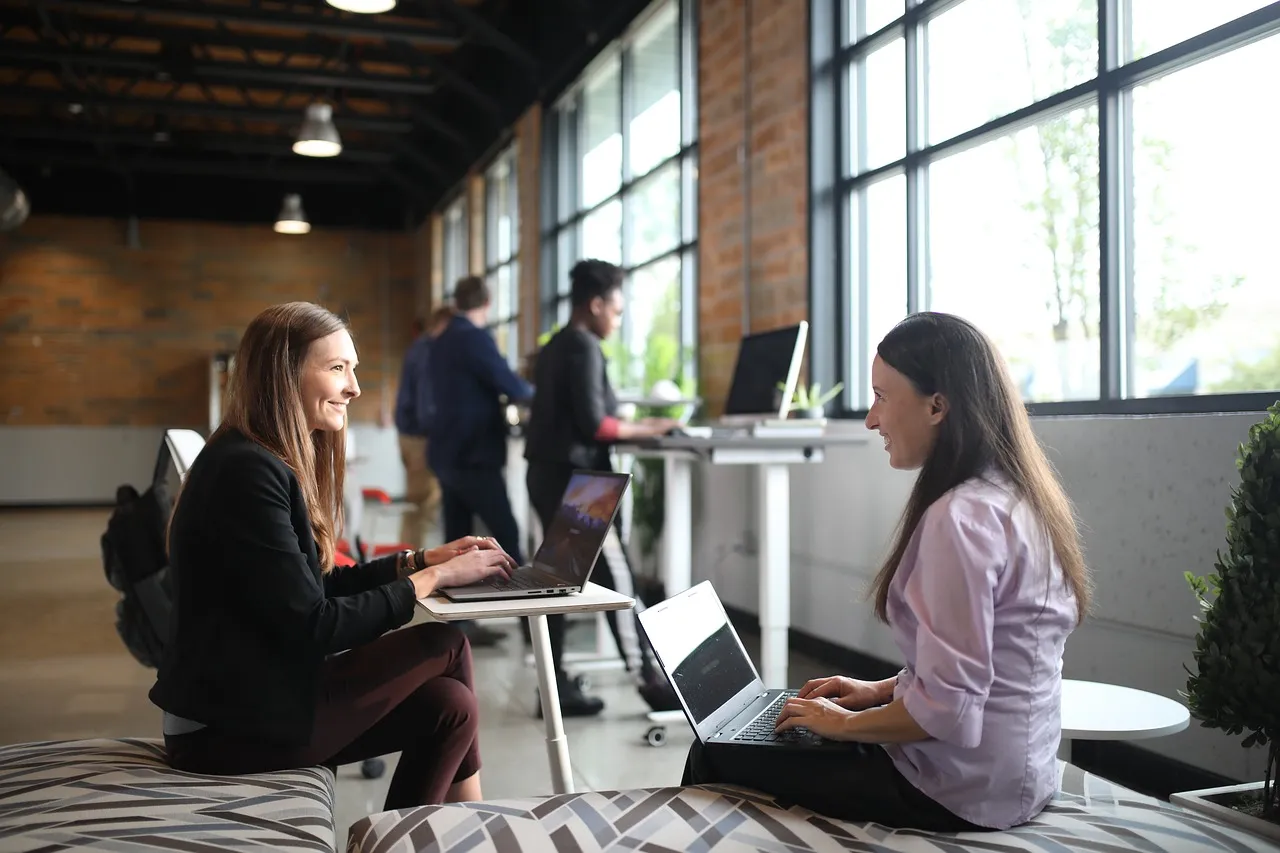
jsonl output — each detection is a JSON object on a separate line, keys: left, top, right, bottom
{"left": 1059, "top": 678, "right": 1191, "bottom": 762}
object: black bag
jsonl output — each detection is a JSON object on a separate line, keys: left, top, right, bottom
{"left": 101, "top": 441, "right": 176, "bottom": 669}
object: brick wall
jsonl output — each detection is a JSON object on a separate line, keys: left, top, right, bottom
{"left": 697, "top": 0, "right": 809, "bottom": 412}
{"left": 1, "top": 216, "right": 419, "bottom": 428}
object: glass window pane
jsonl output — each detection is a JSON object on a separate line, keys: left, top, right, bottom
{"left": 866, "top": 0, "right": 905, "bottom": 36}
{"left": 1128, "top": 38, "right": 1280, "bottom": 397}
{"left": 926, "top": 0, "right": 1098, "bottom": 145}
{"left": 628, "top": 161, "right": 681, "bottom": 265}
{"left": 630, "top": 1, "right": 681, "bottom": 178}
{"left": 1127, "top": 0, "right": 1273, "bottom": 62}
{"left": 848, "top": 37, "right": 905, "bottom": 174}
{"left": 581, "top": 56, "right": 622, "bottom": 209}
{"left": 556, "top": 228, "right": 577, "bottom": 298}
{"left": 557, "top": 106, "right": 577, "bottom": 225}
{"left": 485, "top": 153, "right": 516, "bottom": 267}
{"left": 582, "top": 200, "right": 622, "bottom": 265}
{"left": 851, "top": 173, "right": 908, "bottom": 408}
{"left": 442, "top": 198, "right": 468, "bottom": 294}
{"left": 615, "top": 255, "right": 682, "bottom": 393}
{"left": 927, "top": 106, "right": 1101, "bottom": 402}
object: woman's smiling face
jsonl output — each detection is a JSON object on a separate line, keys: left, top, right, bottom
{"left": 300, "top": 329, "right": 360, "bottom": 432}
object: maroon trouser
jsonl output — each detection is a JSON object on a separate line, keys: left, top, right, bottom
{"left": 165, "top": 622, "right": 481, "bottom": 810}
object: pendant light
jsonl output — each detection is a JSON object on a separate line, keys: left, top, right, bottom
{"left": 325, "top": 0, "right": 396, "bottom": 12}
{"left": 293, "top": 103, "right": 342, "bottom": 158}
{"left": 274, "top": 194, "right": 311, "bottom": 234}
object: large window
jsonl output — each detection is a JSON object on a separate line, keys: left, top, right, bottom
{"left": 440, "top": 194, "right": 468, "bottom": 301}
{"left": 812, "top": 0, "right": 1280, "bottom": 413}
{"left": 484, "top": 147, "right": 520, "bottom": 366}
{"left": 540, "top": 0, "right": 698, "bottom": 397}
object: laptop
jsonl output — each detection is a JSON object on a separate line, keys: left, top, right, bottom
{"left": 638, "top": 580, "right": 852, "bottom": 748}
{"left": 439, "top": 470, "right": 631, "bottom": 602}
{"left": 677, "top": 322, "right": 809, "bottom": 438}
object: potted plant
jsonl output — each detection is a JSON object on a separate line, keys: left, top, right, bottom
{"left": 1172, "top": 401, "right": 1280, "bottom": 843}
{"left": 780, "top": 381, "right": 844, "bottom": 420}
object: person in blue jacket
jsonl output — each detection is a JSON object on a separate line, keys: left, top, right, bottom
{"left": 427, "top": 276, "right": 535, "bottom": 596}
{"left": 393, "top": 306, "right": 453, "bottom": 550}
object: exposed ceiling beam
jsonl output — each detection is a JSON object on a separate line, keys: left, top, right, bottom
{"left": 0, "top": 86, "right": 416, "bottom": 133}
{"left": 0, "top": 148, "right": 381, "bottom": 183}
{"left": 0, "top": 44, "right": 439, "bottom": 95}
{"left": 437, "top": 0, "right": 537, "bottom": 70}
{"left": 393, "top": 138, "right": 451, "bottom": 184}
{"left": 29, "top": 0, "right": 461, "bottom": 49}
{"left": 0, "top": 8, "right": 418, "bottom": 69}
{"left": 0, "top": 123, "right": 396, "bottom": 163}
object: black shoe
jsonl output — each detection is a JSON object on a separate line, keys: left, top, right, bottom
{"left": 459, "top": 620, "right": 505, "bottom": 647}
{"left": 535, "top": 685, "right": 605, "bottom": 718}
{"left": 639, "top": 678, "right": 681, "bottom": 713}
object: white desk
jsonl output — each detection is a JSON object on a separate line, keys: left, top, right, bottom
{"left": 1059, "top": 678, "right": 1191, "bottom": 762}
{"left": 415, "top": 583, "right": 634, "bottom": 794}
{"left": 620, "top": 433, "right": 866, "bottom": 689}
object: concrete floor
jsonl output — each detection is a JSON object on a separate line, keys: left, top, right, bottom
{"left": 0, "top": 507, "right": 834, "bottom": 845}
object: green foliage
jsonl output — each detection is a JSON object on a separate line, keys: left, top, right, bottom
{"left": 1184, "top": 401, "right": 1280, "bottom": 817}
{"left": 781, "top": 381, "right": 844, "bottom": 412}
{"left": 1208, "top": 345, "right": 1280, "bottom": 396}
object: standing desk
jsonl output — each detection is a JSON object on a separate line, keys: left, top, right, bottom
{"left": 619, "top": 432, "right": 867, "bottom": 689}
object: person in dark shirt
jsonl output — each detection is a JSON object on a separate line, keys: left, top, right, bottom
{"left": 393, "top": 306, "right": 454, "bottom": 549}
{"left": 150, "top": 301, "right": 516, "bottom": 809}
{"left": 428, "top": 276, "right": 535, "bottom": 615}
{"left": 524, "top": 259, "right": 680, "bottom": 717}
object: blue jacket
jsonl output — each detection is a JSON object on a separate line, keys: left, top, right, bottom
{"left": 394, "top": 334, "right": 435, "bottom": 437}
{"left": 427, "top": 315, "right": 534, "bottom": 475}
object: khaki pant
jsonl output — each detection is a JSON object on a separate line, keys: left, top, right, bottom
{"left": 397, "top": 434, "right": 441, "bottom": 549}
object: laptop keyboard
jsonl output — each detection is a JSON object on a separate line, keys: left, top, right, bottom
{"left": 485, "top": 570, "right": 549, "bottom": 591}
{"left": 731, "top": 690, "right": 811, "bottom": 743}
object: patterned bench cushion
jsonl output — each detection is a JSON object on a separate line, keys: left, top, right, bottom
{"left": 347, "top": 764, "right": 1279, "bottom": 853}
{"left": 0, "top": 737, "right": 336, "bottom": 852}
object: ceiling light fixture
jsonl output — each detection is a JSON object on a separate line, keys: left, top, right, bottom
{"left": 324, "top": 0, "right": 396, "bottom": 13}
{"left": 293, "top": 103, "right": 342, "bottom": 158}
{"left": 273, "top": 194, "right": 311, "bottom": 235}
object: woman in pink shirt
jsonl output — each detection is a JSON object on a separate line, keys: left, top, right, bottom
{"left": 681, "top": 312, "right": 1092, "bottom": 831}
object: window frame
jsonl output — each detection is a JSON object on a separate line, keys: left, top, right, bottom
{"left": 539, "top": 0, "right": 700, "bottom": 394}
{"left": 482, "top": 145, "right": 521, "bottom": 367}
{"left": 809, "top": 0, "right": 1280, "bottom": 417}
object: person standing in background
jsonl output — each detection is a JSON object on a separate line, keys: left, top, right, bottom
{"left": 524, "top": 259, "right": 680, "bottom": 717}
{"left": 394, "top": 306, "right": 454, "bottom": 550}
{"left": 428, "top": 276, "right": 535, "bottom": 647}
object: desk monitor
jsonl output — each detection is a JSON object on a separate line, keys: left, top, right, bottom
{"left": 722, "top": 321, "right": 809, "bottom": 419}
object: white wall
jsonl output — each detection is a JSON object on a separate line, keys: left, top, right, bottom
{"left": 689, "top": 412, "right": 1269, "bottom": 783}
{"left": 0, "top": 423, "right": 406, "bottom": 506}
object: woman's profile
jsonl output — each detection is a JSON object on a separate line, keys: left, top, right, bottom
{"left": 682, "top": 311, "right": 1092, "bottom": 832}
{"left": 150, "top": 301, "right": 515, "bottom": 809}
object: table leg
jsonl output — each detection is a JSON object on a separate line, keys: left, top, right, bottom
{"left": 529, "top": 614, "right": 574, "bottom": 794}
{"left": 662, "top": 455, "right": 693, "bottom": 597}
{"left": 758, "top": 463, "right": 790, "bottom": 689}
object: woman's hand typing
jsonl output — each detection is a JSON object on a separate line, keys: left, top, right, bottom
{"left": 797, "top": 675, "right": 889, "bottom": 711}
{"left": 424, "top": 536, "right": 516, "bottom": 569}
{"left": 407, "top": 542, "right": 516, "bottom": 599}
{"left": 774, "top": 696, "right": 856, "bottom": 740}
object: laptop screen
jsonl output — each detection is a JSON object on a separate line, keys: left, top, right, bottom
{"left": 643, "top": 584, "right": 758, "bottom": 725}
{"left": 533, "top": 472, "right": 629, "bottom": 585}
{"left": 722, "top": 324, "right": 807, "bottom": 417}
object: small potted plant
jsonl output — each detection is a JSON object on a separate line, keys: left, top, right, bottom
{"left": 780, "top": 381, "right": 844, "bottom": 420}
{"left": 1172, "top": 401, "right": 1280, "bottom": 843}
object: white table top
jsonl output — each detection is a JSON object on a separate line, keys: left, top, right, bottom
{"left": 416, "top": 581, "right": 635, "bottom": 622}
{"left": 1061, "top": 678, "right": 1191, "bottom": 740}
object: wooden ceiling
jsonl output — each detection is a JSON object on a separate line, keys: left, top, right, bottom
{"left": 0, "top": 0, "right": 651, "bottom": 229}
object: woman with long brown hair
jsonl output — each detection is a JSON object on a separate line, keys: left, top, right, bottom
{"left": 682, "top": 312, "right": 1092, "bottom": 831}
{"left": 150, "top": 302, "right": 515, "bottom": 809}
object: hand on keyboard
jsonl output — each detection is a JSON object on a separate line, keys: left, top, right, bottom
{"left": 774, "top": 693, "right": 855, "bottom": 742}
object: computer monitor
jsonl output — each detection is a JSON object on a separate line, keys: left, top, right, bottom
{"left": 722, "top": 321, "right": 808, "bottom": 419}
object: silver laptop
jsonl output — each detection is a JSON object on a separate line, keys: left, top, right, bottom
{"left": 440, "top": 470, "right": 631, "bottom": 602}
{"left": 678, "top": 321, "right": 809, "bottom": 437}
{"left": 638, "top": 580, "right": 852, "bottom": 749}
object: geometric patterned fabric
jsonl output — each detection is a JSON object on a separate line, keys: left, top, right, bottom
{"left": 0, "top": 738, "right": 336, "bottom": 852}
{"left": 347, "top": 764, "right": 1280, "bottom": 853}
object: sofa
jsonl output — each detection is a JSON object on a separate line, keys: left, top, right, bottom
{"left": 3, "top": 738, "right": 1276, "bottom": 853}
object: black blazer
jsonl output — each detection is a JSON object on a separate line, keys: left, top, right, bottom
{"left": 148, "top": 428, "right": 417, "bottom": 746}
{"left": 523, "top": 326, "right": 617, "bottom": 471}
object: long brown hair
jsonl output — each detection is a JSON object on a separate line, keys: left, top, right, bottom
{"left": 213, "top": 302, "right": 349, "bottom": 572}
{"left": 870, "top": 313, "right": 1091, "bottom": 624}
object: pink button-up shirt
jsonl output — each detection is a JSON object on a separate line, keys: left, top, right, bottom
{"left": 882, "top": 474, "right": 1078, "bottom": 829}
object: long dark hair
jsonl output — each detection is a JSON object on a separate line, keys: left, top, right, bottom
{"left": 869, "top": 312, "right": 1091, "bottom": 624}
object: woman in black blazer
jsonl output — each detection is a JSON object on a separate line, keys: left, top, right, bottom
{"left": 150, "top": 301, "right": 515, "bottom": 809}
